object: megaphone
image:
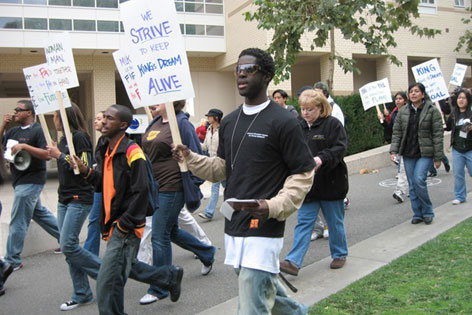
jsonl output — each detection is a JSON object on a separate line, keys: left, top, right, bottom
{"left": 13, "top": 150, "right": 32, "bottom": 171}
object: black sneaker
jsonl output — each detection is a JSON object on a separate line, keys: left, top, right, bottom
{"left": 0, "top": 287, "right": 5, "bottom": 296}
{"left": 2, "top": 263, "right": 13, "bottom": 284}
{"left": 60, "top": 299, "right": 93, "bottom": 311}
{"left": 169, "top": 266, "right": 184, "bottom": 302}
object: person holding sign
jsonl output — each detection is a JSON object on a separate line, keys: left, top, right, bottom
{"left": 139, "top": 101, "right": 216, "bottom": 305}
{"left": 46, "top": 103, "right": 95, "bottom": 311}
{"left": 173, "top": 48, "right": 315, "bottom": 315}
{"left": 280, "top": 89, "right": 349, "bottom": 274}
{"left": 0, "top": 100, "right": 60, "bottom": 271}
{"left": 445, "top": 89, "right": 472, "bottom": 205}
{"left": 390, "top": 83, "right": 444, "bottom": 225}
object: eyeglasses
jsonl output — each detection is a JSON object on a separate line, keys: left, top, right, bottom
{"left": 234, "top": 64, "right": 259, "bottom": 76}
{"left": 14, "top": 108, "right": 30, "bottom": 113}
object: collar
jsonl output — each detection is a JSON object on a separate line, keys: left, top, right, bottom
{"left": 243, "top": 99, "right": 271, "bottom": 115}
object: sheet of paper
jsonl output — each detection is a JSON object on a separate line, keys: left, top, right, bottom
{"left": 219, "top": 201, "right": 235, "bottom": 221}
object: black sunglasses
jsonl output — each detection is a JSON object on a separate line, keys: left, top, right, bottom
{"left": 234, "top": 64, "right": 260, "bottom": 76}
{"left": 14, "top": 107, "right": 31, "bottom": 113}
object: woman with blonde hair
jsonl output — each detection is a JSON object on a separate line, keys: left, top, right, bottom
{"left": 280, "top": 89, "right": 349, "bottom": 274}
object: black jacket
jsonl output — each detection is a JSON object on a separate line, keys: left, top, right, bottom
{"left": 302, "top": 116, "right": 349, "bottom": 201}
{"left": 86, "top": 135, "right": 148, "bottom": 237}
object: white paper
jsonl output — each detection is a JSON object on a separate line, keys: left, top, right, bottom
{"left": 412, "top": 59, "right": 449, "bottom": 102}
{"left": 219, "top": 201, "right": 235, "bottom": 221}
{"left": 449, "top": 63, "right": 468, "bottom": 87}
{"left": 44, "top": 32, "right": 79, "bottom": 89}
{"left": 359, "top": 78, "right": 393, "bottom": 111}
{"left": 4, "top": 139, "right": 19, "bottom": 162}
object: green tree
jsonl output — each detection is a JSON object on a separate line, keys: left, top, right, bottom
{"left": 245, "top": 0, "right": 440, "bottom": 88}
{"left": 454, "top": 6, "right": 472, "bottom": 56}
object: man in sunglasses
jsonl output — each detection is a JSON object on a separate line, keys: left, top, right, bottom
{"left": 173, "top": 48, "right": 315, "bottom": 314}
{"left": 0, "top": 100, "right": 60, "bottom": 271}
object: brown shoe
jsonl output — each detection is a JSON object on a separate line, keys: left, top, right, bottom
{"left": 279, "top": 260, "right": 299, "bottom": 276}
{"left": 330, "top": 258, "right": 346, "bottom": 269}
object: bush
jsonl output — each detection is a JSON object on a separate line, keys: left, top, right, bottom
{"left": 334, "top": 94, "right": 385, "bottom": 155}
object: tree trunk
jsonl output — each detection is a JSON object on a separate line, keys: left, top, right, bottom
{"left": 328, "top": 28, "right": 335, "bottom": 92}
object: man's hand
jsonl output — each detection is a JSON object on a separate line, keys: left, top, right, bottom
{"left": 241, "top": 199, "right": 269, "bottom": 220}
{"left": 11, "top": 143, "right": 25, "bottom": 155}
{"left": 172, "top": 144, "right": 190, "bottom": 162}
{"left": 72, "top": 155, "right": 88, "bottom": 173}
{"left": 2, "top": 114, "right": 13, "bottom": 126}
{"left": 390, "top": 153, "right": 397, "bottom": 163}
{"left": 46, "top": 141, "right": 61, "bottom": 159}
{"left": 434, "top": 160, "right": 441, "bottom": 169}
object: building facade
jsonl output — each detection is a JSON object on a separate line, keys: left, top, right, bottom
{"left": 0, "top": 0, "right": 471, "bottom": 140}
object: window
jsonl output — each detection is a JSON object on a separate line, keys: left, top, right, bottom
{"left": 206, "top": 25, "right": 223, "bottom": 36}
{"left": 0, "top": 0, "right": 21, "bottom": 3}
{"left": 97, "top": 20, "right": 118, "bottom": 32}
{"left": 74, "top": 19, "right": 96, "bottom": 31}
{"left": 24, "top": 0, "right": 47, "bottom": 4}
{"left": 419, "top": 0, "right": 436, "bottom": 14}
{"left": 0, "top": 17, "right": 22, "bottom": 29}
{"left": 185, "top": 24, "right": 205, "bottom": 35}
{"left": 73, "top": 0, "right": 94, "bottom": 7}
{"left": 49, "top": 0, "right": 71, "bottom": 5}
{"left": 185, "top": 1, "right": 205, "bottom": 13}
{"left": 24, "top": 18, "right": 47, "bottom": 30}
{"left": 119, "top": 21, "right": 125, "bottom": 32}
{"left": 454, "top": 0, "right": 465, "bottom": 7}
{"left": 205, "top": 4, "right": 223, "bottom": 14}
{"left": 97, "top": 0, "right": 118, "bottom": 8}
{"left": 50, "top": 18, "right": 72, "bottom": 30}
{"left": 175, "top": 1, "right": 183, "bottom": 11}
{"left": 420, "top": 0, "right": 435, "bottom": 4}
{"left": 179, "top": 23, "right": 184, "bottom": 34}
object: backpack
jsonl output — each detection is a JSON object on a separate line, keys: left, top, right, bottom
{"left": 127, "top": 139, "right": 159, "bottom": 216}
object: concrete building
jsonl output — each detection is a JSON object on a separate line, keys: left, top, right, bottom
{"left": 0, "top": 0, "right": 471, "bottom": 139}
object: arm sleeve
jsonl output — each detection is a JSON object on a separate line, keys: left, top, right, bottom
{"left": 390, "top": 111, "right": 402, "bottom": 154}
{"left": 318, "top": 119, "right": 347, "bottom": 169}
{"left": 186, "top": 151, "right": 226, "bottom": 182}
{"left": 266, "top": 168, "right": 314, "bottom": 221}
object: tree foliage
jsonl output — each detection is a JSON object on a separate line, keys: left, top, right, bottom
{"left": 245, "top": 0, "right": 441, "bottom": 85}
{"left": 454, "top": 6, "right": 472, "bottom": 56}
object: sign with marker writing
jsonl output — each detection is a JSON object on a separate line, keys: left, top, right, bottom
{"left": 23, "top": 63, "right": 71, "bottom": 115}
{"left": 126, "top": 115, "right": 149, "bottom": 134}
{"left": 449, "top": 63, "right": 468, "bottom": 87}
{"left": 44, "top": 32, "right": 79, "bottom": 89}
{"left": 120, "top": 0, "right": 194, "bottom": 105}
{"left": 359, "top": 78, "right": 393, "bottom": 111}
{"left": 412, "top": 59, "right": 449, "bottom": 102}
{"left": 113, "top": 50, "right": 145, "bottom": 109}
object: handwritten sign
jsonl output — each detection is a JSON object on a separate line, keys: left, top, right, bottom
{"left": 113, "top": 50, "right": 145, "bottom": 109}
{"left": 120, "top": 0, "right": 194, "bottom": 105}
{"left": 359, "top": 78, "right": 393, "bottom": 111}
{"left": 449, "top": 63, "right": 468, "bottom": 87}
{"left": 44, "top": 33, "right": 79, "bottom": 89}
{"left": 23, "top": 63, "right": 71, "bottom": 115}
{"left": 412, "top": 59, "right": 449, "bottom": 102}
{"left": 126, "top": 114, "right": 149, "bottom": 134}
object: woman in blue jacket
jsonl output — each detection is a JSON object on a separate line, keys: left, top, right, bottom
{"left": 280, "top": 90, "right": 349, "bottom": 274}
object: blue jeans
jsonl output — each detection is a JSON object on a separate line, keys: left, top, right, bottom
{"left": 452, "top": 148, "right": 472, "bottom": 202}
{"left": 286, "top": 200, "right": 348, "bottom": 267}
{"left": 57, "top": 202, "right": 93, "bottom": 303}
{"left": 84, "top": 192, "right": 102, "bottom": 256}
{"left": 98, "top": 231, "right": 178, "bottom": 315}
{"left": 5, "top": 183, "right": 60, "bottom": 266}
{"left": 203, "top": 181, "right": 221, "bottom": 218}
{"left": 236, "top": 267, "right": 307, "bottom": 315}
{"left": 403, "top": 156, "right": 434, "bottom": 219}
{"left": 148, "top": 191, "right": 215, "bottom": 298}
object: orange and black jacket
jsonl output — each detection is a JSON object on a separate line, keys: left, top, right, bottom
{"left": 84, "top": 135, "right": 148, "bottom": 238}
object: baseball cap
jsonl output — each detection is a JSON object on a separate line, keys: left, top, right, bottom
{"left": 205, "top": 109, "right": 223, "bottom": 119}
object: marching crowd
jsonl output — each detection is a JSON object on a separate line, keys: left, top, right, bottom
{"left": 1, "top": 47, "right": 471, "bottom": 315}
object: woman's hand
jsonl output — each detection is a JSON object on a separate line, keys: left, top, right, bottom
{"left": 390, "top": 153, "right": 398, "bottom": 163}
{"left": 46, "top": 141, "right": 61, "bottom": 159}
{"left": 72, "top": 155, "right": 88, "bottom": 174}
{"left": 314, "top": 156, "right": 322, "bottom": 172}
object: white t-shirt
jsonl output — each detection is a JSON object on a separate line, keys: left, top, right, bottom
{"left": 328, "top": 96, "right": 345, "bottom": 126}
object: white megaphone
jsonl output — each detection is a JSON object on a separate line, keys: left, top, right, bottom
{"left": 12, "top": 150, "right": 32, "bottom": 171}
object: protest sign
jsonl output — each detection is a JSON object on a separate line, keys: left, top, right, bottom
{"left": 411, "top": 58, "right": 449, "bottom": 102}
{"left": 23, "top": 63, "right": 71, "bottom": 115}
{"left": 120, "top": 0, "right": 195, "bottom": 105}
{"left": 359, "top": 78, "right": 393, "bottom": 111}
{"left": 126, "top": 115, "right": 149, "bottom": 134}
{"left": 449, "top": 63, "right": 468, "bottom": 87}
{"left": 44, "top": 33, "right": 79, "bottom": 89}
{"left": 113, "top": 50, "right": 145, "bottom": 109}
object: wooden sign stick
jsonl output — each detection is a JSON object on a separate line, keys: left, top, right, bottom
{"left": 383, "top": 103, "right": 387, "bottom": 112}
{"left": 165, "top": 102, "right": 188, "bottom": 172}
{"left": 375, "top": 105, "right": 384, "bottom": 123}
{"left": 56, "top": 91, "right": 80, "bottom": 174}
{"left": 434, "top": 101, "right": 446, "bottom": 128}
{"left": 37, "top": 114, "right": 53, "bottom": 147}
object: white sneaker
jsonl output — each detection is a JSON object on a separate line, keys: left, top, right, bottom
{"left": 60, "top": 300, "right": 93, "bottom": 311}
{"left": 452, "top": 199, "right": 462, "bottom": 205}
{"left": 139, "top": 293, "right": 158, "bottom": 305}
{"left": 323, "top": 228, "right": 329, "bottom": 239}
{"left": 393, "top": 191, "right": 404, "bottom": 203}
{"left": 201, "top": 263, "right": 213, "bottom": 276}
{"left": 310, "top": 231, "right": 321, "bottom": 241}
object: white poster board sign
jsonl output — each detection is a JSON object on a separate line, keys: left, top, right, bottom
{"left": 411, "top": 59, "right": 449, "bottom": 102}
{"left": 44, "top": 33, "right": 79, "bottom": 89}
{"left": 23, "top": 63, "right": 71, "bottom": 115}
{"left": 359, "top": 78, "right": 393, "bottom": 111}
{"left": 449, "top": 63, "right": 468, "bottom": 87}
{"left": 113, "top": 50, "right": 145, "bottom": 109}
{"left": 120, "top": 0, "right": 195, "bottom": 105}
{"left": 126, "top": 115, "right": 149, "bottom": 134}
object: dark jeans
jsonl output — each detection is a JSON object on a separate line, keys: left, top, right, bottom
{"left": 0, "top": 258, "right": 5, "bottom": 290}
{"left": 84, "top": 192, "right": 102, "bottom": 256}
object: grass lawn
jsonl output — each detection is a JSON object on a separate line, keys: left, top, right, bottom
{"left": 309, "top": 217, "right": 472, "bottom": 314}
